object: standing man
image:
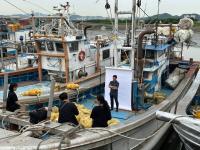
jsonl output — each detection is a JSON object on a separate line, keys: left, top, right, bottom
{"left": 109, "top": 75, "right": 119, "bottom": 112}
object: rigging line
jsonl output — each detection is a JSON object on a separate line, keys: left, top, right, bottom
{"left": 142, "top": 0, "right": 147, "bottom": 18}
{"left": 138, "top": 6, "right": 150, "bottom": 18}
{"left": 3, "top": 0, "right": 30, "bottom": 15}
{"left": 105, "top": 0, "right": 113, "bottom": 25}
{"left": 137, "top": 3, "right": 158, "bottom": 25}
{"left": 136, "top": 3, "right": 141, "bottom": 28}
{"left": 22, "top": 0, "right": 52, "bottom": 14}
{"left": 109, "top": 8, "right": 114, "bottom": 26}
{"left": 106, "top": 9, "right": 113, "bottom": 27}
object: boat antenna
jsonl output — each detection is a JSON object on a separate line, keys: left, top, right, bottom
{"left": 60, "top": 2, "right": 70, "bottom": 14}
{"left": 53, "top": 6, "right": 62, "bottom": 14}
{"left": 155, "top": 0, "right": 161, "bottom": 45}
{"left": 3, "top": 0, "right": 30, "bottom": 15}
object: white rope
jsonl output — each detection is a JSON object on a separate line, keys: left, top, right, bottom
{"left": 22, "top": 0, "right": 52, "bottom": 14}
{"left": 3, "top": 0, "right": 30, "bottom": 15}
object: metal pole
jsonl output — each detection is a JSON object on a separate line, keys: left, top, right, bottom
{"left": 62, "top": 16, "right": 70, "bottom": 83}
{"left": 47, "top": 79, "right": 55, "bottom": 118}
{"left": 131, "top": 0, "right": 137, "bottom": 70}
{"left": 3, "top": 73, "right": 8, "bottom": 113}
{"left": 13, "top": 32, "right": 19, "bottom": 70}
{"left": 15, "top": 47, "right": 19, "bottom": 70}
{"left": 131, "top": 0, "right": 137, "bottom": 110}
{"left": 0, "top": 41, "right": 4, "bottom": 70}
{"left": 32, "top": 13, "right": 42, "bottom": 82}
{"left": 181, "top": 42, "right": 183, "bottom": 60}
{"left": 114, "top": 0, "right": 118, "bottom": 67}
{"left": 96, "top": 41, "right": 100, "bottom": 72}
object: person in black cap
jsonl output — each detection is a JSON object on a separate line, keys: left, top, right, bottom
{"left": 58, "top": 92, "right": 79, "bottom": 125}
{"left": 6, "top": 83, "right": 21, "bottom": 112}
{"left": 90, "top": 95, "right": 111, "bottom": 127}
{"left": 109, "top": 75, "right": 119, "bottom": 112}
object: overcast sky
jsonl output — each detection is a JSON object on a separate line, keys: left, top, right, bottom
{"left": 0, "top": 0, "right": 200, "bottom": 17}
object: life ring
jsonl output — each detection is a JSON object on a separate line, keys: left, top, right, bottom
{"left": 78, "top": 51, "right": 85, "bottom": 61}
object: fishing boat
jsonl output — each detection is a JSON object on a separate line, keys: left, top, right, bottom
{"left": 0, "top": 0, "right": 198, "bottom": 150}
{"left": 0, "top": 18, "right": 38, "bottom": 87}
{"left": 0, "top": 2, "right": 113, "bottom": 102}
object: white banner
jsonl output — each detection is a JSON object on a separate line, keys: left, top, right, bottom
{"left": 105, "top": 67, "right": 133, "bottom": 111}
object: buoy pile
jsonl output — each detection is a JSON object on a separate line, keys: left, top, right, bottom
{"left": 50, "top": 106, "right": 59, "bottom": 122}
{"left": 66, "top": 83, "right": 80, "bottom": 90}
{"left": 193, "top": 110, "right": 200, "bottom": 119}
{"left": 153, "top": 92, "right": 166, "bottom": 103}
{"left": 75, "top": 104, "right": 120, "bottom": 128}
{"left": 76, "top": 104, "right": 93, "bottom": 128}
{"left": 21, "top": 89, "right": 42, "bottom": 96}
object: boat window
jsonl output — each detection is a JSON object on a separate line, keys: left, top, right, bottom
{"left": 37, "top": 41, "right": 46, "bottom": 51}
{"left": 158, "top": 50, "right": 164, "bottom": 57}
{"left": 27, "top": 44, "right": 36, "bottom": 53}
{"left": 55, "top": 43, "right": 64, "bottom": 52}
{"left": 145, "top": 50, "right": 155, "bottom": 59}
{"left": 90, "top": 45, "right": 96, "bottom": 49}
{"left": 102, "top": 49, "right": 110, "bottom": 60}
{"left": 121, "top": 51, "right": 129, "bottom": 63}
{"left": 46, "top": 41, "right": 54, "bottom": 51}
{"left": 143, "top": 72, "right": 149, "bottom": 78}
{"left": 68, "top": 42, "right": 78, "bottom": 52}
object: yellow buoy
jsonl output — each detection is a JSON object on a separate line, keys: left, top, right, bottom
{"left": 50, "top": 106, "right": 59, "bottom": 122}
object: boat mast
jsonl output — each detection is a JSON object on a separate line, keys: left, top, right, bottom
{"left": 131, "top": 0, "right": 137, "bottom": 72}
{"left": 114, "top": 0, "right": 137, "bottom": 69}
{"left": 114, "top": 0, "right": 118, "bottom": 67}
{"left": 113, "top": 0, "right": 137, "bottom": 111}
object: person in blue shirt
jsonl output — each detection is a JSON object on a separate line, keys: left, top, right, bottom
{"left": 58, "top": 92, "right": 79, "bottom": 125}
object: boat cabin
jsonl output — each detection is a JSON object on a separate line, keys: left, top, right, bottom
{"left": 32, "top": 15, "right": 114, "bottom": 83}
{"left": 143, "top": 44, "right": 171, "bottom": 92}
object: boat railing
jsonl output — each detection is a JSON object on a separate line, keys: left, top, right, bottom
{"left": 32, "top": 15, "right": 78, "bottom": 38}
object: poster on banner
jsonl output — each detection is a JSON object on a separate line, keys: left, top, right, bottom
{"left": 105, "top": 67, "right": 133, "bottom": 111}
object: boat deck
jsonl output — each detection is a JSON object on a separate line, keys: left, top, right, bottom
{"left": 175, "top": 64, "right": 200, "bottom": 115}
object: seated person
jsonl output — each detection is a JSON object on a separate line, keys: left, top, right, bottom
{"left": 58, "top": 92, "right": 79, "bottom": 125}
{"left": 29, "top": 106, "right": 48, "bottom": 124}
{"left": 6, "top": 83, "right": 20, "bottom": 112}
{"left": 90, "top": 95, "right": 112, "bottom": 127}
